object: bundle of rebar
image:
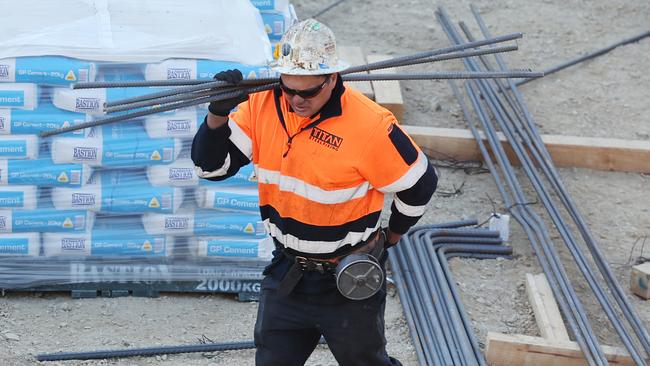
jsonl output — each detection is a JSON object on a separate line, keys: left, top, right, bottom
{"left": 39, "top": 33, "right": 544, "bottom": 137}
{"left": 389, "top": 221, "right": 512, "bottom": 366}
{"left": 440, "top": 6, "right": 650, "bottom": 365}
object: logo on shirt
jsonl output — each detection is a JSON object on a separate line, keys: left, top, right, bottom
{"left": 0, "top": 216, "right": 6, "bottom": 230}
{"left": 0, "top": 116, "right": 5, "bottom": 130}
{"left": 167, "top": 68, "right": 191, "bottom": 80}
{"left": 0, "top": 65, "right": 8, "bottom": 78}
{"left": 309, "top": 127, "right": 343, "bottom": 151}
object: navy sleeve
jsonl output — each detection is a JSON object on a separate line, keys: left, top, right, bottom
{"left": 388, "top": 161, "right": 437, "bottom": 234}
{"left": 191, "top": 117, "right": 251, "bottom": 181}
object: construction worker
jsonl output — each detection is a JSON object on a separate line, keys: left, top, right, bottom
{"left": 192, "top": 19, "right": 437, "bottom": 366}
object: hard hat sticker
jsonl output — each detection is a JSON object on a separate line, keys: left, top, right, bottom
{"left": 282, "top": 43, "right": 292, "bottom": 57}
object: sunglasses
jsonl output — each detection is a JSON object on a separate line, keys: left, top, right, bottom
{"left": 279, "top": 76, "right": 330, "bottom": 99}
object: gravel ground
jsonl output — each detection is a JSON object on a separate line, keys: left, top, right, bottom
{"left": 1, "top": 1, "right": 649, "bottom": 365}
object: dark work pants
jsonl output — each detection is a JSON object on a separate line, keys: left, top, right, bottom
{"left": 253, "top": 255, "right": 402, "bottom": 366}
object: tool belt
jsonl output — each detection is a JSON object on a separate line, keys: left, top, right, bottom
{"left": 282, "top": 252, "right": 339, "bottom": 274}
{"left": 275, "top": 229, "right": 383, "bottom": 296}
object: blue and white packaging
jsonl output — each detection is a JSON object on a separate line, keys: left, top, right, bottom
{"left": 147, "top": 158, "right": 199, "bottom": 187}
{"left": 0, "top": 57, "right": 97, "bottom": 86}
{"left": 187, "top": 236, "right": 273, "bottom": 260}
{"left": 0, "top": 102, "right": 87, "bottom": 135}
{"left": 51, "top": 171, "right": 183, "bottom": 213}
{"left": 141, "top": 210, "right": 265, "bottom": 237}
{"left": 0, "top": 233, "right": 40, "bottom": 256}
{"left": 144, "top": 59, "right": 275, "bottom": 81}
{"left": 50, "top": 130, "right": 182, "bottom": 167}
{"left": 199, "top": 164, "right": 258, "bottom": 187}
{"left": 0, "top": 83, "right": 38, "bottom": 110}
{"left": 195, "top": 186, "right": 259, "bottom": 212}
{"left": 143, "top": 108, "right": 205, "bottom": 139}
{"left": 0, "top": 135, "right": 39, "bottom": 159}
{"left": 250, "top": 0, "right": 289, "bottom": 11}
{"left": 42, "top": 230, "right": 172, "bottom": 257}
{"left": 52, "top": 87, "right": 166, "bottom": 115}
{"left": 50, "top": 184, "right": 102, "bottom": 211}
{"left": 148, "top": 160, "right": 257, "bottom": 188}
{"left": 0, "top": 209, "right": 93, "bottom": 233}
{"left": 0, "top": 186, "right": 38, "bottom": 209}
{"left": 0, "top": 158, "right": 92, "bottom": 187}
{"left": 261, "top": 11, "right": 288, "bottom": 42}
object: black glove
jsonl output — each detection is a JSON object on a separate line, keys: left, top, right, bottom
{"left": 208, "top": 69, "right": 249, "bottom": 117}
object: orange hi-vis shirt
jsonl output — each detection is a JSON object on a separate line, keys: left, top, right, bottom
{"left": 193, "top": 78, "right": 434, "bottom": 256}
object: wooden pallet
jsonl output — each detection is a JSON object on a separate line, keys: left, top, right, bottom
{"left": 1, "top": 259, "right": 264, "bottom": 301}
{"left": 486, "top": 273, "right": 646, "bottom": 365}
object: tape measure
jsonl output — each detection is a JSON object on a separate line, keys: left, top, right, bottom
{"left": 335, "top": 234, "right": 386, "bottom": 301}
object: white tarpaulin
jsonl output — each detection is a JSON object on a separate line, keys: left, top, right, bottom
{"left": 0, "top": 0, "right": 273, "bottom": 64}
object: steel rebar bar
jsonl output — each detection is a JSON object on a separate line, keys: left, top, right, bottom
{"left": 81, "top": 44, "right": 520, "bottom": 91}
{"left": 42, "top": 70, "right": 541, "bottom": 138}
{"left": 78, "top": 31, "right": 524, "bottom": 92}
{"left": 101, "top": 44, "right": 520, "bottom": 111}
{"left": 390, "top": 224, "right": 511, "bottom": 366}
{"left": 461, "top": 17, "right": 648, "bottom": 364}
{"left": 515, "top": 29, "right": 650, "bottom": 87}
{"left": 450, "top": 79, "right": 599, "bottom": 365}
{"left": 470, "top": 4, "right": 650, "bottom": 360}
{"left": 311, "top": 0, "right": 348, "bottom": 18}
{"left": 37, "top": 341, "right": 256, "bottom": 361}
{"left": 104, "top": 69, "right": 541, "bottom": 113}
{"left": 436, "top": 7, "right": 607, "bottom": 364}
{"left": 39, "top": 83, "right": 277, "bottom": 137}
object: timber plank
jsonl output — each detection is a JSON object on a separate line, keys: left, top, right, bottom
{"left": 525, "top": 273, "right": 570, "bottom": 341}
{"left": 486, "top": 332, "right": 641, "bottom": 366}
{"left": 367, "top": 54, "right": 405, "bottom": 120}
{"left": 338, "top": 46, "right": 374, "bottom": 99}
{"left": 402, "top": 125, "right": 650, "bottom": 173}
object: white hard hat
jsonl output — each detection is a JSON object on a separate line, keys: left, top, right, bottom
{"left": 271, "top": 19, "right": 349, "bottom": 75}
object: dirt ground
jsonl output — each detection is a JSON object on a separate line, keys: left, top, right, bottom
{"left": 1, "top": 0, "right": 649, "bottom": 365}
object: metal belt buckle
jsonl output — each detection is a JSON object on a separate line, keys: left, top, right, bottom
{"left": 295, "top": 256, "right": 326, "bottom": 274}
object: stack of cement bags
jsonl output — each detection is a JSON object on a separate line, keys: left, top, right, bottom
{"left": 0, "top": 1, "right": 295, "bottom": 279}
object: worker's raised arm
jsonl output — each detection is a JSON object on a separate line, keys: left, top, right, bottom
{"left": 191, "top": 70, "right": 252, "bottom": 181}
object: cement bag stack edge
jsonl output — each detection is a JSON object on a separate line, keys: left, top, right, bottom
{"left": 0, "top": 0, "right": 296, "bottom": 276}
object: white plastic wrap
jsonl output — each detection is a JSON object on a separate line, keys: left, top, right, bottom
{"left": 0, "top": 0, "right": 273, "bottom": 65}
